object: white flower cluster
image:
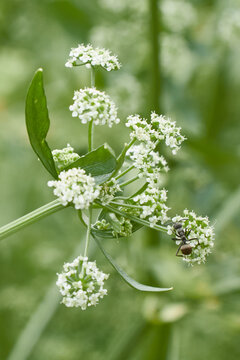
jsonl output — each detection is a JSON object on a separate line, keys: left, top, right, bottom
{"left": 127, "top": 144, "right": 169, "bottom": 186}
{"left": 56, "top": 255, "right": 109, "bottom": 309}
{"left": 126, "top": 114, "right": 157, "bottom": 143}
{"left": 126, "top": 112, "right": 185, "bottom": 155}
{"left": 48, "top": 168, "right": 100, "bottom": 209}
{"left": 168, "top": 209, "right": 215, "bottom": 265}
{"left": 99, "top": 178, "right": 121, "bottom": 204}
{"left": 151, "top": 112, "right": 186, "bottom": 155}
{"left": 52, "top": 144, "right": 80, "bottom": 171}
{"left": 131, "top": 187, "right": 170, "bottom": 226}
{"left": 69, "top": 88, "right": 120, "bottom": 127}
{"left": 65, "top": 43, "right": 121, "bottom": 71}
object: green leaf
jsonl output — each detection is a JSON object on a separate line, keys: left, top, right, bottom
{"left": 92, "top": 233, "right": 173, "bottom": 292}
{"left": 64, "top": 144, "right": 117, "bottom": 184}
{"left": 25, "top": 68, "right": 58, "bottom": 179}
{"left": 111, "top": 143, "right": 130, "bottom": 177}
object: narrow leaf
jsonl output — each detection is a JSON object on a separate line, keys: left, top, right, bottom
{"left": 25, "top": 69, "right": 58, "bottom": 178}
{"left": 92, "top": 233, "right": 173, "bottom": 292}
{"left": 65, "top": 144, "right": 117, "bottom": 184}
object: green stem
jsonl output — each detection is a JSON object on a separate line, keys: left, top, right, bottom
{"left": 90, "top": 66, "right": 95, "bottom": 88}
{"left": 113, "top": 196, "right": 129, "bottom": 201}
{"left": 88, "top": 120, "right": 94, "bottom": 152}
{"left": 120, "top": 175, "right": 139, "bottom": 188}
{"left": 88, "top": 66, "right": 95, "bottom": 152}
{"left": 110, "top": 201, "right": 142, "bottom": 210}
{"left": 115, "top": 165, "right": 135, "bottom": 180}
{"left": 84, "top": 208, "right": 92, "bottom": 257}
{"left": 0, "top": 200, "right": 65, "bottom": 241}
{"left": 116, "top": 138, "right": 136, "bottom": 162}
{"left": 149, "top": 0, "right": 161, "bottom": 113}
{"left": 85, "top": 65, "right": 96, "bottom": 254}
{"left": 95, "top": 201, "right": 168, "bottom": 234}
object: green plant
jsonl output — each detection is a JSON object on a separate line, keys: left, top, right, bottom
{"left": 0, "top": 44, "right": 215, "bottom": 310}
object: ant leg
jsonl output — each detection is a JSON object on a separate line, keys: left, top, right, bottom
{"left": 188, "top": 237, "right": 200, "bottom": 246}
{"left": 176, "top": 244, "right": 183, "bottom": 257}
{"left": 164, "top": 220, "right": 173, "bottom": 226}
{"left": 179, "top": 218, "right": 188, "bottom": 223}
{"left": 185, "top": 229, "right": 192, "bottom": 237}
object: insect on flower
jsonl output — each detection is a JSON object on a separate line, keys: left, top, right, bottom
{"left": 172, "top": 220, "right": 198, "bottom": 257}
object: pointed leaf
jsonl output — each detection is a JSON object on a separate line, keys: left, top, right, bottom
{"left": 25, "top": 69, "right": 58, "bottom": 178}
{"left": 64, "top": 144, "right": 117, "bottom": 184}
{"left": 92, "top": 233, "right": 173, "bottom": 292}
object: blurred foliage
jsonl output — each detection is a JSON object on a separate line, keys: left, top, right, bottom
{"left": 0, "top": 0, "right": 240, "bottom": 359}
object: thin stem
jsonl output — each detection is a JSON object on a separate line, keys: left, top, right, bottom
{"left": 0, "top": 200, "right": 65, "bottom": 241}
{"left": 120, "top": 175, "right": 139, "bottom": 188}
{"left": 149, "top": 0, "right": 161, "bottom": 113}
{"left": 90, "top": 66, "right": 95, "bottom": 88}
{"left": 110, "top": 139, "right": 136, "bottom": 179}
{"left": 88, "top": 120, "right": 94, "bottom": 152}
{"left": 88, "top": 66, "right": 95, "bottom": 152}
{"left": 85, "top": 66, "right": 96, "bottom": 254}
{"left": 114, "top": 196, "right": 129, "bottom": 201}
{"left": 95, "top": 201, "right": 168, "bottom": 234}
{"left": 115, "top": 165, "right": 135, "bottom": 180}
{"left": 116, "top": 138, "right": 136, "bottom": 162}
{"left": 110, "top": 201, "right": 142, "bottom": 210}
{"left": 84, "top": 208, "right": 92, "bottom": 257}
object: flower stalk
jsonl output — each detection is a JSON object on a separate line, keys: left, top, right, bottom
{"left": 84, "top": 208, "right": 92, "bottom": 257}
{"left": 120, "top": 175, "right": 140, "bottom": 188}
{"left": 85, "top": 65, "right": 95, "bottom": 255}
{"left": 0, "top": 200, "right": 64, "bottom": 241}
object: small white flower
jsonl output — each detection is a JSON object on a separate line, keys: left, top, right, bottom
{"left": 131, "top": 185, "right": 170, "bottom": 225}
{"left": 126, "top": 114, "right": 155, "bottom": 144}
{"left": 52, "top": 144, "right": 80, "bottom": 171}
{"left": 127, "top": 143, "right": 169, "bottom": 186}
{"left": 65, "top": 43, "right": 121, "bottom": 71}
{"left": 56, "top": 255, "right": 109, "bottom": 310}
{"left": 150, "top": 112, "right": 186, "bottom": 155}
{"left": 48, "top": 168, "right": 100, "bottom": 209}
{"left": 172, "top": 210, "right": 215, "bottom": 265}
{"left": 70, "top": 88, "right": 120, "bottom": 127}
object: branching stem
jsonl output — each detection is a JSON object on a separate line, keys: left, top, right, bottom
{"left": 95, "top": 201, "right": 168, "bottom": 234}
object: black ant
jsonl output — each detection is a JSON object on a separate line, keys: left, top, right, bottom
{"left": 172, "top": 220, "right": 198, "bottom": 257}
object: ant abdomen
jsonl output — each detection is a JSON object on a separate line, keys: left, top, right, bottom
{"left": 180, "top": 244, "right": 192, "bottom": 255}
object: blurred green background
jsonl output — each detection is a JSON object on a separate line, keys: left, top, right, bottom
{"left": 1, "top": 0, "right": 240, "bottom": 359}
